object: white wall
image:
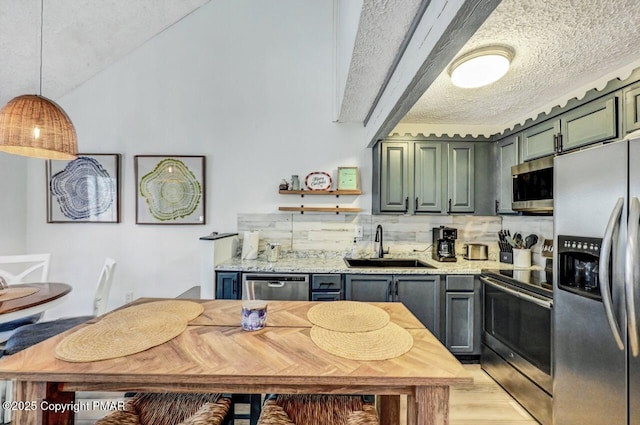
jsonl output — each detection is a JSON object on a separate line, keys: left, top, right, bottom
{"left": 0, "top": 154, "right": 27, "bottom": 254}
{"left": 20, "top": 0, "right": 369, "bottom": 318}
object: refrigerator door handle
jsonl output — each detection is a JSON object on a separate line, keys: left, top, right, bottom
{"left": 600, "top": 197, "right": 625, "bottom": 350}
{"left": 627, "top": 196, "right": 640, "bottom": 357}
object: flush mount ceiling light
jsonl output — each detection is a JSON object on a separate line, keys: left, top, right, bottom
{"left": 0, "top": 0, "right": 77, "bottom": 160}
{"left": 448, "top": 46, "right": 514, "bottom": 89}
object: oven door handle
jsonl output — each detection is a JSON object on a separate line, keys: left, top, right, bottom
{"left": 480, "top": 277, "right": 552, "bottom": 309}
{"left": 601, "top": 197, "right": 625, "bottom": 351}
{"left": 626, "top": 197, "right": 640, "bottom": 357}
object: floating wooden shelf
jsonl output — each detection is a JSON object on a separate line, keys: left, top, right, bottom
{"left": 278, "top": 206, "right": 362, "bottom": 214}
{"left": 279, "top": 189, "right": 362, "bottom": 197}
{"left": 278, "top": 189, "right": 362, "bottom": 214}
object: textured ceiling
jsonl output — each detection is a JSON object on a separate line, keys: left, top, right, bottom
{"left": 399, "top": 0, "right": 640, "bottom": 136}
{"left": 6, "top": 0, "right": 636, "bottom": 140}
{"left": 0, "top": 0, "right": 209, "bottom": 108}
{"left": 338, "top": 0, "right": 423, "bottom": 122}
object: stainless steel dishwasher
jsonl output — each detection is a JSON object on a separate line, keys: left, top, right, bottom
{"left": 241, "top": 273, "right": 310, "bottom": 301}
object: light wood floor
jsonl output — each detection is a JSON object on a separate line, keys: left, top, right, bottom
{"left": 448, "top": 364, "right": 539, "bottom": 425}
{"left": 75, "top": 365, "right": 538, "bottom": 425}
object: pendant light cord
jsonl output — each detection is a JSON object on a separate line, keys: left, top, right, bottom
{"left": 39, "top": 0, "right": 44, "bottom": 96}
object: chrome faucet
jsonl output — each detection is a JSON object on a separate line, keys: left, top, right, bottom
{"left": 374, "top": 225, "right": 389, "bottom": 258}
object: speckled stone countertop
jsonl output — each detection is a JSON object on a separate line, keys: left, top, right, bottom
{"left": 215, "top": 253, "right": 538, "bottom": 275}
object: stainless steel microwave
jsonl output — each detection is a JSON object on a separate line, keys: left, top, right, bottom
{"left": 511, "top": 156, "right": 554, "bottom": 213}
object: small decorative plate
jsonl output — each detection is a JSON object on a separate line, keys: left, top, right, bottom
{"left": 305, "top": 172, "right": 332, "bottom": 190}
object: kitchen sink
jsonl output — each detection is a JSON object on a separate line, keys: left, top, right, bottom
{"left": 343, "top": 258, "right": 436, "bottom": 268}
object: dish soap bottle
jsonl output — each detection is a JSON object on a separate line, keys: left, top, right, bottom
{"left": 350, "top": 237, "right": 358, "bottom": 259}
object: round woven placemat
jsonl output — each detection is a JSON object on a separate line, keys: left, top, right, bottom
{"left": 307, "top": 301, "right": 390, "bottom": 332}
{"left": 55, "top": 310, "right": 187, "bottom": 362}
{"left": 107, "top": 300, "right": 204, "bottom": 322}
{"left": 0, "top": 287, "right": 40, "bottom": 302}
{"left": 310, "top": 322, "right": 413, "bottom": 361}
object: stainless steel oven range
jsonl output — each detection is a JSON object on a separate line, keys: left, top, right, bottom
{"left": 480, "top": 269, "right": 553, "bottom": 425}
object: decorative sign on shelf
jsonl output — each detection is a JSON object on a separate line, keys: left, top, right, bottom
{"left": 305, "top": 171, "right": 332, "bottom": 190}
{"left": 337, "top": 167, "right": 359, "bottom": 190}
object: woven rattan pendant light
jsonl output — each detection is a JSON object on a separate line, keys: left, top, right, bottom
{"left": 0, "top": 0, "right": 77, "bottom": 160}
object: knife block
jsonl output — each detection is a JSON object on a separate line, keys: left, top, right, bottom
{"left": 500, "top": 251, "right": 513, "bottom": 264}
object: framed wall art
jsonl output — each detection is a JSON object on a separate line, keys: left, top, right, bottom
{"left": 337, "top": 166, "right": 359, "bottom": 190}
{"left": 46, "top": 154, "right": 121, "bottom": 223}
{"left": 135, "top": 155, "right": 206, "bottom": 225}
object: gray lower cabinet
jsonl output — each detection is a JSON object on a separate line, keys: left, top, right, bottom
{"left": 216, "top": 271, "right": 241, "bottom": 299}
{"left": 445, "top": 275, "right": 481, "bottom": 355}
{"left": 496, "top": 135, "right": 519, "bottom": 214}
{"left": 345, "top": 274, "right": 443, "bottom": 341}
{"left": 624, "top": 82, "right": 640, "bottom": 134}
{"left": 311, "top": 274, "right": 343, "bottom": 301}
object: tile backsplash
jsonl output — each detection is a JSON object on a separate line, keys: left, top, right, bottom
{"left": 237, "top": 213, "right": 553, "bottom": 262}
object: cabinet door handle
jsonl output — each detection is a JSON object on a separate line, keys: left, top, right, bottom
{"left": 448, "top": 198, "right": 452, "bottom": 214}
{"left": 495, "top": 200, "right": 499, "bottom": 214}
{"left": 395, "top": 281, "right": 399, "bottom": 298}
{"left": 232, "top": 279, "right": 237, "bottom": 295}
{"left": 415, "top": 197, "right": 419, "bottom": 209}
{"left": 553, "top": 134, "right": 558, "bottom": 152}
{"left": 387, "top": 282, "right": 393, "bottom": 301}
{"left": 558, "top": 133, "right": 563, "bottom": 152}
{"left": 404, "top": 197, "right": 409, "bottom": 213}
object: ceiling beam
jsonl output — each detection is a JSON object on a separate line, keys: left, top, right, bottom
{"left": 364, "top": 0, "right": 501, "bottom": 147}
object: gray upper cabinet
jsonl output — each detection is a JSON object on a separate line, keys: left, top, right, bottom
{"left": 414, "top": 142, "right": 443, "bottom": 213}
{"left": 522, "top": 119, "right": 560, "bottom": 161}
{"left": 377, "top": 139, "right": 477, "bottom": 214}
{"left": 561, "top": 95, "right": 618, "bottom": 151}
{"left": 447, "top": 143, "right": 474, "bottom": 213}
{"left": 379, "top": 142, "right": 409, "bottom": 213}
{"left": 624, "top": 82, "right": 640, "bottom": 134}
{"left": 496, "top": 135, "right": 519, "bottom": 214}
{"left": 521, "top": 94, "right": 619, "bottom": 162}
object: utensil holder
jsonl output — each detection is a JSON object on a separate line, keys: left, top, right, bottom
{"left": 513, "top": 248, "right": 532, "bottom": 268}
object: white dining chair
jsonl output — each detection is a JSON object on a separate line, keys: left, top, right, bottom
{"left": 3, "top": 257, "right": 117, "bottom": 355}
{"left": 93, "top": 257, "right": 117, "bottom": 317}
{"left": 0, "top": 253, "right": 52, "bottom": 341}
{"left": 1, "top": 257, "right": 116, "bottom": 424}
{"left": 0, "top": 253, "right": 52, "bottom": 424}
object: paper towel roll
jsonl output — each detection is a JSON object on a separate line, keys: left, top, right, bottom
{"left": 241, "top": 231, "right": 260, "bottom": 260}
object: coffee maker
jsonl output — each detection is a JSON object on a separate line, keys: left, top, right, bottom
{"left": 432, "top": 226, "right": 457, "bottom": 262}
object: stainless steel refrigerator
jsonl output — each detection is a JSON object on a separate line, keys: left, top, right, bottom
{"left": 554, "top": 134, "right": 640, "bottom": 424}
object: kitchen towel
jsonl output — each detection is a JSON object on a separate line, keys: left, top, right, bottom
{"left": 241, "top": 231, "right": 260, "bottom": 260}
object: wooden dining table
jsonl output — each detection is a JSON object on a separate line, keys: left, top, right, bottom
{"left": 0, "top": 299, "right": 472, "bottom": 425}
{"left": 0, "top": 282, "right": 71, "bottom": 324}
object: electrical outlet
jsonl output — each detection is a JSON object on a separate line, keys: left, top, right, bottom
{"left": 355, "top": 225, "right": 364, "bottom": 238}
{"left": 125, "top": 291, "right": 134, "bottom": 303}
